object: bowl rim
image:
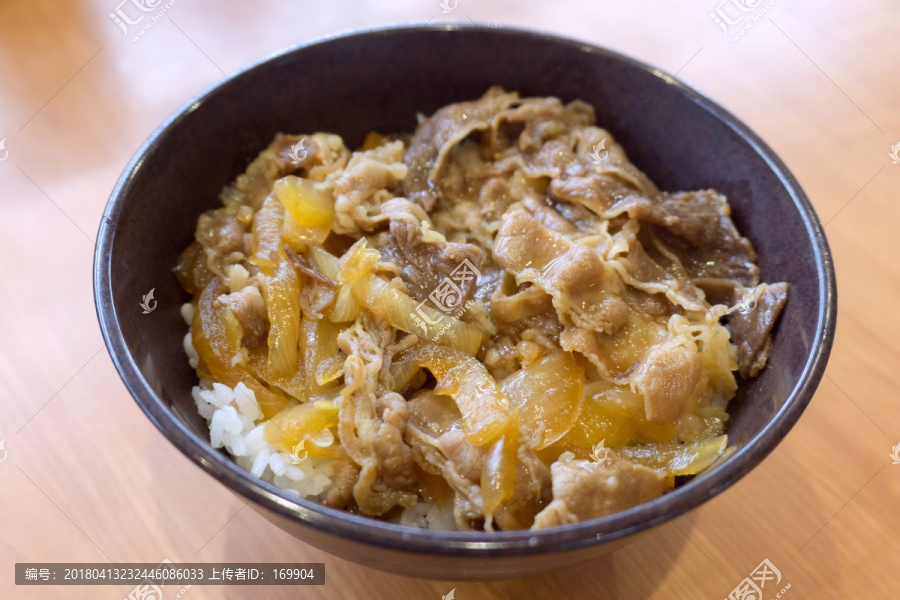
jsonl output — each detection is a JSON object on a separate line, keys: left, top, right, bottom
{"left": 94, "top": 22, "right": 837, "bottom": 558}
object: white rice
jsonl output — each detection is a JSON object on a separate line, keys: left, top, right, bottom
{"left": 182, "top": 302, "right": 454, "bottom": 527}
{"left": 190, "top": 376, "right": 341, "bottom": 500}
{"left": 398, "top": 501, "right": 457, "bottom": 530}
{"left": 181, "top": 304, "right": 199, "bottom": 369}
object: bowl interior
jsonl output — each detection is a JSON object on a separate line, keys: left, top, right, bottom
{"left": 95, "top": 25, "right": 834, "bottom": 555}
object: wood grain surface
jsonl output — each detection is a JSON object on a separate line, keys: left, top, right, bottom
{"left": 1, "top": 0, "right": 898, "bottom": 598}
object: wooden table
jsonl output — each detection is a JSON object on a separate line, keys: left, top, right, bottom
{"left": 1, "top": 0, "right": 897, "bottom": 598}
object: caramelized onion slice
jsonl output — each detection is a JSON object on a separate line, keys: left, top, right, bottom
{"left": 353, "top": 274, "right": 483, "bottom": 356}
{"left": 540, "top": 383, "right": 677, "bottom": 463}
{"left": 193, "top": 278, "right": 289, "bottom": 419}
{"left": 481, "top": 418, "right": 519, "bottom": 525}
{"left": 615, "top": 435, "right": 728, "bottom": 476}
{"left": 263, "top": 258, "right": 301, "bottom": 380}
{"left": 397, "top": 344, "right": 511, "bottom": 445}
{"left": 501, "top": 350, "right": 584, "bottom": 450}
{"left": 274, "top": 175, "right": 334, "bottom": 229}
{"left": 264, "top": 399, "right": 340, "bottom": 457}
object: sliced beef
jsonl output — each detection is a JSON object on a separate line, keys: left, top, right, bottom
{"left": 546, "top": 129, "right": 759, "bottom": 307}
{"left": 174, "top": 241, "right": 214, "bottom": 295}
{"left": 652, "top": 191, "right": 760, "bottom": 305}
{"left": 189, "top": 206, "right": 253, "bottom": 286}
{"left": 622, "top": 287, "right": 675, "bottom": 320}
{"left": 438, "top": 430, "right": 485, "bottom": 482}
{"left": 331, "top": 141, "right": 409, "bottom": 235}
{"left": 493, "top": 96, "right": 593, "bottom": 151}
{"left": 531, "top": 449, "right": 667, "bottom": 528}
{"left": 221, "top": 132, "right": 350, "bottom": 211}
{"left": 403, "top": 87, "right": 521, "bottom": 210}
{"left": 404, "top": 391, "right": 485, "bottom": 529}
{"left": 435, "top": 426, "right": 549, "bottom": 531}
{"left": 522, "top": 195, "right": 578, "bottom": 234}
{"left": 550, "top": 172, "right": 667, "bottom": 224}
{"left": 371, "top": 219, "right": 483, "bottom": 311}
{"left": 609, "top": 221, "right": 707, "bottom": 311}
{"left": 493, "top": 206, "right": 629, "bottom": 335}
{"left": 546, "top": 125, "right": 661, "bottom": 219}
{"left": 475, "top": 177, "right": 519, "bottom": 224}
{"left": 485, "top": 98, "right": 596, "bottom": 181}
{"left": 285, "top": 246, "right": 336, "bottom": 319}
{"left": 216, "top": 284, "right": 268, "bottom": 347}
{"left": 490, "top": 280, "right": 554, "bottom": 323}
{"left": 632, "top": 343, "right": 703, "bottom": 423}
{"left": 405, "top": 391, "right": 550, "bottom": 531}
{"left": 491, "top": 138, "right": 577, "bottom": 179}
{"left": 729, "top": 283, "right": 789, "bottom": 378}
{"left": 321, "top": 460, "right": 360, "bottom": 509}
{"left": 196, "top": 210, "right": 250, "bottom": 258}
{"left": 493, "top": 442, "right": 551, "bottom": 530}
{"left": 337, "top": 312, "right": 417, "bottom": 515}
{"left": 272, "top": 135, "right": 318, "bottom": 172}
{"left": 406, "top": 390, "right": 463, "bottom": 437}
{"left": 373, "top": 391, "right": 417, "bottom": 490}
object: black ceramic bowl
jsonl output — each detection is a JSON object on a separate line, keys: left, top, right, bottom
{"left": 94, "top": 24, "right": 836, "bottom": 580}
